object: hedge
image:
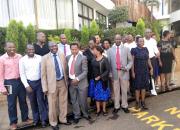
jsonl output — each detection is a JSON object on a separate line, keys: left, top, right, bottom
{"left": 103, "top": 27, "right": 138, "bottom": 42}
{"left": 0, "top": 27, "right": 140, "bottom": 54}
{"left": 41, "top": 29, "right": 81, "bottom": 42}
{"left": 0, "top": 27, "right": 6, "bottom": 54}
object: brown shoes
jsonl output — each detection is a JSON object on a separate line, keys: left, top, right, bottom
{"left": 10, "top": 124, "right": 17, "bottom": 130}
{"left": 22, "top": 119, "right": 33, "bottom": 126}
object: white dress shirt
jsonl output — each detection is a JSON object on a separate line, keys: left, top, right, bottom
{"left": 58, "top": 43, "right": 71, "bottom": 57}
{"left": 68, "top": 53, "right": 79, "bottom": 80}
{"left": 19, "top": 54, "right": 41, "bottom": 88}
{"left": 144, "top": 38, "right": 159, "bottom": 58}
{"left": 124, "top": 41, "right": 137, "bottom": 50}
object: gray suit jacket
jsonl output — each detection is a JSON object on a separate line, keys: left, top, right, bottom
{"left": 107, "top": 44, "right": 133, "bottom": 80}
{"left": 66, "top": 53, "right": 88, "bottom": 88}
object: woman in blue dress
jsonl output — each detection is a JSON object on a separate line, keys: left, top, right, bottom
{"left": 131, "top": 36, "right": 153, "bottom": 110}
{"left": 89, "top": 46, "right": 110, "bottom": 116}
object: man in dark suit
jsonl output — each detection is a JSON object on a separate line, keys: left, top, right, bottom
{"left": 66, "top": 42, "right": 91, "bottom": 124}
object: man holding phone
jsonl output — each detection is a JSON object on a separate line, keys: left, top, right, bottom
{"left": 0, "top": 42, "right": 32, "bottom": 130}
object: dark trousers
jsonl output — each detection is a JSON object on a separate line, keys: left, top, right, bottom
{"left": 150, "top": 57, "right": 157, "bottom": 79}
{"left": 4, "top": 79, "right": 29, "bottom": 125}
{"left": 27, "top": 79, "right": 48, "bottom": 123}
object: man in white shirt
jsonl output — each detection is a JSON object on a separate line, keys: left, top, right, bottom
{"left": 19, "top": 44, "right": 48, "bottom": 128}
{"left": 144, "top": 29, "right": 160, "bottom": 79}
{"left": 124, "top": 34, "right": 137, "bottom": 50}
{"left": 58, "top": 34, "right": 71, "bottom": 57}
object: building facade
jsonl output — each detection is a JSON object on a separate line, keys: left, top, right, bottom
{"left": 170, "top": 0, "right": 180, "bottom": 40}
{"left": 0, "top": 0, "right": 114, "bottom": 30}
{"left": 112, "top": 0, "right": 152, "bottom": 23}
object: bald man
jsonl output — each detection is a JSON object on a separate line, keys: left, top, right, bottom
{"left": 107, "top": 34, "right": 133, "bottom": 114}
{"left": 41, "top": 42, "right": 71, "bottom": 130}
{"left": 19, "top": 44, "right": 48, "bottom": 127}
{"left": 144, "top": 29, "right": 159, "bottom": 80}
{"left": 58, "top": 34, "right": 71, "bottom": 57}
{"left": 124, "top": 34, "right": 137, "bottom": 50}
{"left": 0, "top": 42, "right": 32, "bottom": 130}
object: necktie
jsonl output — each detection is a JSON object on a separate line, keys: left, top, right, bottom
{"left": 64, "top": 45, "right": 66, "bottom": 56}
{"left": 116, "top": 46, "right": 121, "bottom": 70}
{"left": 53, "top": 54, "right": 61, "bottom": 79}
{"left": 70, "top": 56, "right": 76, "bottom": 75}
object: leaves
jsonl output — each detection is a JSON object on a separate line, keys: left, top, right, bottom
{"left": 26, "top": 24, "right": 36, "bottom": 44}
{"left": 108, "top": 6, "right": 128, "bottom": 24}
{"left": 6, "top": 20, "right": 37, "bottom": 54}
{"left": 80, "top": 25, "right": 89, "bottom": 46}
{"left": 136, "top": 18, "right": 146, "bottom": 36}
{"left": 143, "top": 0, "right": 159, "bottom": 7}
{"left": 89, "top": 20, "right": 100, "bottom": 37}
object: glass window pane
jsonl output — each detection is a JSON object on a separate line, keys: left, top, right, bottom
{"left": 79, "top": 17, "right": 83, "bottom": 29}
{"left": 84, "top": 19, "right": 89, "bottom": 26}
{"left": 89, "top": 8, "right": 93, "bottom": 19}
{"left": 83, "top": 5, "right": 88, "bottom": 17}
{"left": 78, "top": 2, "right": 82, "bottom": 15}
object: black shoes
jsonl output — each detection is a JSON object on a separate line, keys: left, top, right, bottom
{"left": 73, "top": 118, "right": 79, "bottom": 124}
{"left": 103, "top": 111, "right": 108, "bottom": 116}
{"left": 84, "top": 116, "right": 92, "bottom": 121}
{"left": 113, "top": 108, "right": 120, "bottom": 114}
{"left": 113, "top": 107, "right": 129, "bottom": 113}
{"left": 60, "top": 121, "right": 71, "bottom": 125}
{"left": 96, "top": 111, "right": 101, "bottom": 116}
{"left": 33, "top": 122, "right": 39, "bottom": 126}
{"left": 141, "top": 101, "right": 148, "bottom": 110}
{"left": 51, "top": 125, "right": 59, "bottom": 130}
{"left": 42, "top": 121, "right": 48, "bottom": 128}
{"left": 135, "top": 101, "right": 141, "bottom": 110}
{"left": 122, "top": 107, "right": 130, "bottom": 113}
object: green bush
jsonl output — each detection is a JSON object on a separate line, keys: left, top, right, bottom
{"left": 103, "top": 27, "right": 138, "bottom": 42}
{"left": 136, "top": 18, "right": 145, "bottom": 36}
{"left": 89, "top": 20, "right": 99, "bottom": 37}
{"left": 6, "top": 20, "right": 27, "bottom": 54}
{"left": 64, "top": 28, "right": 71, "bottom": 43}
{"left": 0, "top": 27, "right": 6, "bottom": 54}
{"left": 6, "top": 20, "right": 19, "bottom": 49}
{"left": 48, "top": 35, "right": 60, "bottom": 43}
{"left": 42, "top": 29, "right": 81, "bottom": 41}
{"left": 17, "top": 21, "right": 27, "bottom": 54}
{"left": 26, "top": 23, "right": 36, "bottom": 44}
{"left": 108, "top": 6, "right": 129, "bottom": 27}
{"left": 80, "top": 25, "right": 89, "bottom": 46}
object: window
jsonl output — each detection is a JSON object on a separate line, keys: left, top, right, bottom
{"left": 78, "top": 1, "right": 93, "bottom": 29}
{"left": 96, "top": 11, "right": 107, "bottom": 29}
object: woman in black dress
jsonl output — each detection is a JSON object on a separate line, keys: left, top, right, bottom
{"left": 89, "top": 46, "right": 110, "bottom": 116}
{"left": 158, "top": 31, "right": 177, "bottom": 92}
{"left": 131, "top": 37, "right": 153, "bottom": 110}
{"left": 83, "top": 38, "right": 96, "bottom": 105}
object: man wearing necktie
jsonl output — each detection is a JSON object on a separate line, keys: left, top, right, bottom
{"left": 107, "top": 34, "right": 133, "bottom": 114}
{"left": 58, "top": 34, "right": 71, "bottom": 57}
{"left": 41, "top": 42, "right": 71, "bottom": 130}
{"left": 66, "top": 42, "right": 91, "bottom": 124}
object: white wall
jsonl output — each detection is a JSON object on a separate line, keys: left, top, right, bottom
{"left": 0, "top": 0, "right": 35, "bottom": 27}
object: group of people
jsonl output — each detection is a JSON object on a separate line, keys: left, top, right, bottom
{"left": 0, "top": 29, "right": 177, "bottom": 130}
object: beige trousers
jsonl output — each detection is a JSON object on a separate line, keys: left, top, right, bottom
{"left": 170, "top": 60, "right": 176, "bottom": 83}
{"left": 113, "top": 70, "right": 129, "bottom": 109}
{"left": 47, "top": 79, "right": 68, "bottom": 126}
